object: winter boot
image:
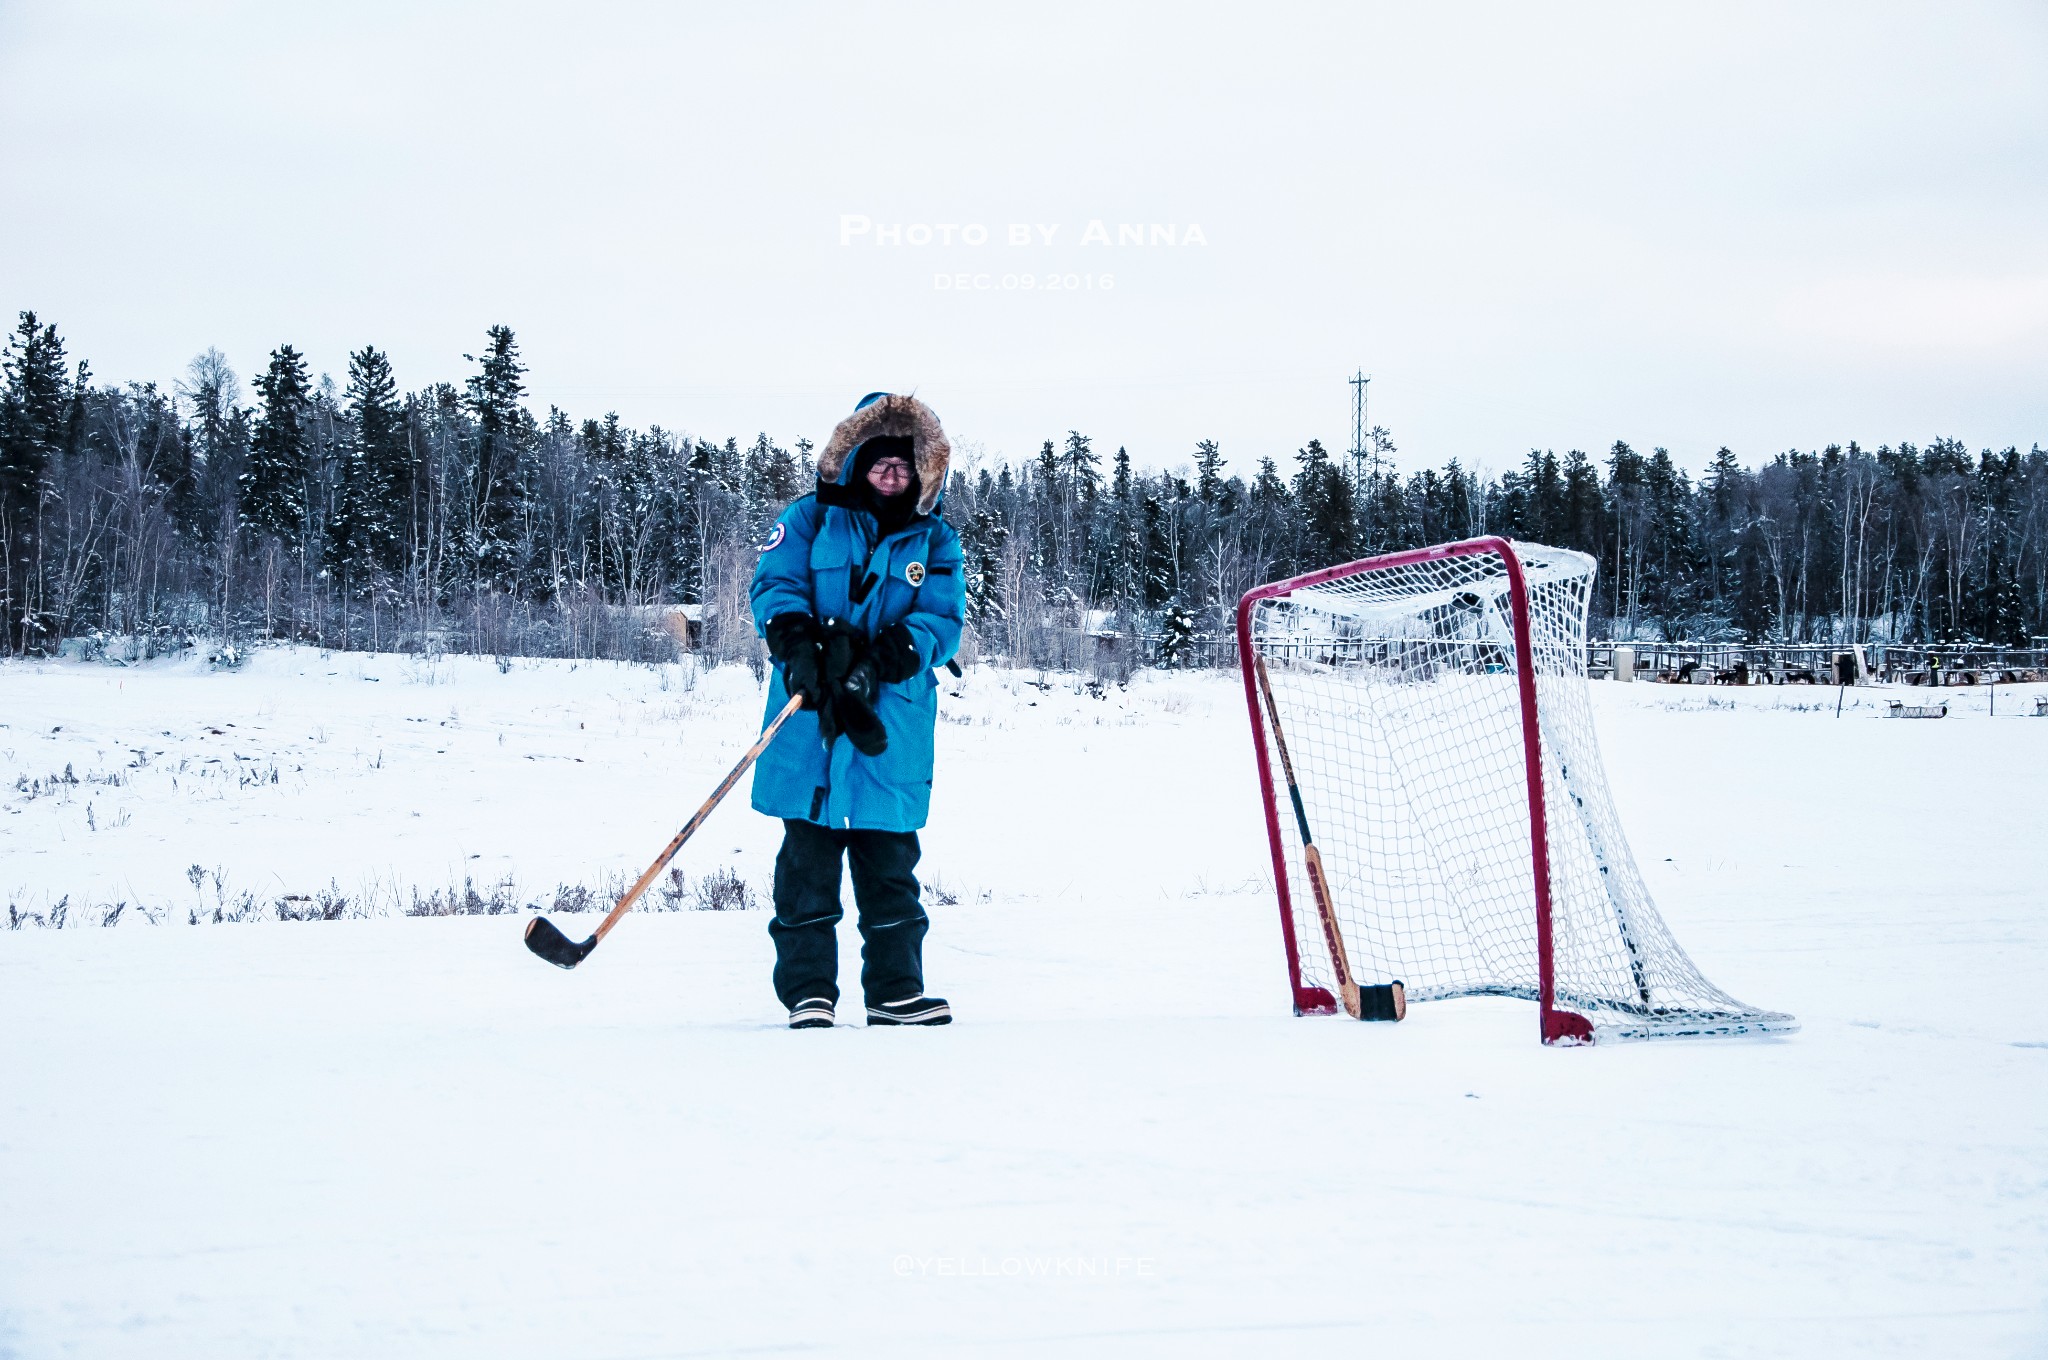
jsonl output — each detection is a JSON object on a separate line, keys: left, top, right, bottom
{"left": 788, "top": 997, "right": 836, "bottom": 1030}
{"left": 866, "top": 994, "right": 951, "bottom": 1026}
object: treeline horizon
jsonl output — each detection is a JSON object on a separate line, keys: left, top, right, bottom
{"left": 2, "top": 311, "right": 2044, "bottom": 670}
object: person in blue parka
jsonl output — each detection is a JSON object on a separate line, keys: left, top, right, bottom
{"left": 749, "top": 393, "right": 964, "bottom": 1030}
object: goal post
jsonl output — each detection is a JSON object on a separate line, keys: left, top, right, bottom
{"left": 1236, "top": 536, "right": 1796, "bottom": 1045}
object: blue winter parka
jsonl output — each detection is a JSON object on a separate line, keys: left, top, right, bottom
{"left": 747, "top": 482, "right": 965, "bottom": 833}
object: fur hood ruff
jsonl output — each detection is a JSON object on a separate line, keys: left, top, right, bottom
{"left": 815, "top": 393, "right": 951, "bottom": 516}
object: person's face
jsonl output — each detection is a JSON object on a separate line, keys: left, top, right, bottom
{"left": 866, "top": 456, "right": 912, "bottom": 495}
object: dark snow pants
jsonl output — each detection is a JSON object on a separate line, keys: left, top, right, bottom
{"left": 769, "top": 818, "right": 927, "bottom": 1010}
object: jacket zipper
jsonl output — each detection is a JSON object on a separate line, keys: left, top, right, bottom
{"left": 817, "top": 514, "right": 931, "bottom": 825}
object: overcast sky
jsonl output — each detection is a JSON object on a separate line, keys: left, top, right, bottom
{"left": 2, "top": 1, "right": 2043, "bottom": 478}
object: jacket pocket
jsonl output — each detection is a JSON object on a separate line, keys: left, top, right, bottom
{"left": 873, "top": 679, "right": 936, "bottom": 785}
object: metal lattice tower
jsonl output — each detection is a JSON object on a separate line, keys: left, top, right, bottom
{"left": 1348, "top": 371, "right": 1372, "bottom": 484}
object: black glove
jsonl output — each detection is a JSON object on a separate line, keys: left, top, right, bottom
{"left": 834, "top": 664, "right": 889, "bottom": 757}
{"left": 817, "top": 618, "right": 864, "bottom": 690}
{"left": 764, "top": 613, "right": 824, "bottom": 710}
{"left": 818, "top": 619, "right": 889, "bottom": 757}
{"left": 839, "top": 655, "right": 879, "bottom": 708}
{"left": 870, "top": 622, "right": 925, "bottom": 684}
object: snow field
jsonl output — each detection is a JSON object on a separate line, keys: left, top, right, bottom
{"left": 2, "top": 651, "right": 2045, "bottom": 1358}
{"left": 0, "top": 650, "right": 1266, "bottom": 920}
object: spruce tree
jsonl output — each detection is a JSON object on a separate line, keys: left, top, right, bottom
{"left": 1103, "top": 448, "right": 1144, "bottom": 617}
{"left": 1159, "top": 603, "right": 1196, "bottom": 667}
{"left": 713, "top": 436, "right": 742, "bottom": 492}
{"left": 1560, "top": 450, "right": 1604, "bottom": 557}
{"left": 1061, "top": 430, "right": 1100, "bottom": 500}
{"left": 1292, "top": 437, "right": 1330, "bottom": 490}
{"left": 1977, "top": 539, "right": 2025, "bottom": 645}
{"left": 0, "top": 312, "right": 70, "bottom": 506}
{"left": 1140, "top": 494, "right": 1171, "bottom": 607}
{"left": 1642, "top": 448, "right": 1698, "bottom": 636}
{"left": 1522, "top": 449, "right": 1565, "bottom": 543}
{"left": 1248, "top": 455, "right": 1292, "bottom": 570}
{"left": 584, "top": 414, "right": 632, "bottom": 593}
{"left": 1194, "top": 439, "right": 1225, "bottom": 505}
{"left": 1292, "top": 439, "right": 1353, "bottom": 568}
{"left": 1696, "top": 446, "right": 1747, "bottom": 612}
{"left": 1251, "top": 457, "right": 1287, "bottom": 508}
{"left": 465, "top": 325, "right": 528, "bottom": 582}
{"left": 742, "top": 432, "right": 801, "bottom": 526}
{"left": 1440, "top": 460, "right": 1474, "bottom": 539}
{"left": 1733, "top": 523, "right": 1775, "bottom": 641}
{"left": 1368, "top": 470, "right": 1402, "bottom": 552}
{"left": 1409, "top": 468, "right": 1443, "bottom": 544}
{"left": 963, "top": 509, "right": 1007, "bottom": 629}
{"left": 1493, "top": 467, "right": 1530, "bottom": 541}
{"left": 1606, "top": 440, "right": 1649, "bottom": 626}
{"left": 240, "top": 344, "right": 312, "bottom": 542}
{"left": 336, "top": 347, "right": 406, "bottom": 574}
{"left": 0, "top": 312, "right": 72, "bottom": 651}
{"left": 177, "top": 349, "right": 244, "bottom": 548}
{"left": 1035, "top": 439, "right": 1060, "bottom": 505}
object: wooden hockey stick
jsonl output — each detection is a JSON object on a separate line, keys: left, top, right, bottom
{"left": 524, "top": 693, "right": 805, "bottom": 969}
{"left": 1255, "top": 658, "right": 1403, "bottom": 1022}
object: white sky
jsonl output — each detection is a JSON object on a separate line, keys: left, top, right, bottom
{"left": 2, "top": 1, "right": 2043, "bottom": 477}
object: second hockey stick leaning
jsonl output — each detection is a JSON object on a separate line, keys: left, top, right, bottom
{"left": 524, "top": 693, "right": 805, "bottom": 969}
{"left": 1254, "top": 657, "right": 1404, "bottom": 1022}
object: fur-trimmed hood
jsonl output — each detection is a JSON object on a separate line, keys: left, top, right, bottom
{"left": 815, "top": 392, "right": 951, "bottom": 516}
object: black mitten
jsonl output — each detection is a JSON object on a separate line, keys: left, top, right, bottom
{"left": 818, "top": 619, "right": 865, "bottom": 691}
{"left": 870, "top": 622, "right": 925, "bottom": 684}
{"left": 815, "top": 620, "right": 867, "bottom": 748}
{"left": 816, "top": 619, "right": 888, "bottom": 756}
{"left": 764, "top": 613, "right": 825, "bottom": 710}
{"left": 839, "top": 655, "right": 879, "bottom": 708}
{"left": 835, "top": 654, "right": 887, "bottom": 755}
{"left": 836, "top": 684, "right": 889, "bottom": 757}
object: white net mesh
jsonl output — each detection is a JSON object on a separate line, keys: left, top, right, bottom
{"left": 1247, "top": 540, "right": 1796, "bottom": 1041}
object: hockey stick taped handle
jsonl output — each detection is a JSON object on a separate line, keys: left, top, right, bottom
{"left": 590, "top": 693, "right": 805, "bottom": 945}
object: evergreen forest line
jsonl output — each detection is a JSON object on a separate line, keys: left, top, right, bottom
{"left": 2, "top": 312, "right": 2043, "bottom": 669}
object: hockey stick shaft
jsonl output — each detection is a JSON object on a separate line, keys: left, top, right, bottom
{"left": 1253, "top": 658, "right": 1362, "bottom": 1019}
{"left": 590, "top": 693, "right": 805, "bottom": 945}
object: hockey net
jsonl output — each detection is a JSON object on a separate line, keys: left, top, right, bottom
{"left": 1237, "top": 537, "right": 1796, "bottom": 1044}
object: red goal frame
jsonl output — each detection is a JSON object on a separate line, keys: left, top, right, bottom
{"left": 1235, "top": 536, "right": 1595, "bottom": 1046}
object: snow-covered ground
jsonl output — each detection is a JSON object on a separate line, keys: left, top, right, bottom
{"left": 2, "top": 650, "right": 2044, "bottom": 1358}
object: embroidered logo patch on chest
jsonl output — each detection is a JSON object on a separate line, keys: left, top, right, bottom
{"left": 904, "top": 561, "right": 926, "bottom": 586}
{"left": 757, "top": 523, "right": 785, "bottom": 552}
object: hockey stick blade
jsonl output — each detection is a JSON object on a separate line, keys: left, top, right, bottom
{"left": 1358, "top": 981, "right": 1406, "bottom": 1023}
{"left": 524, "top": 915, "right": 597, "bottom": 969}
{"left": 518, "top": 694, "right": 808, "bottom": 972}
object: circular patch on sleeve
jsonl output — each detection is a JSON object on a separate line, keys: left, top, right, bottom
{"left": 904, "top": 560, "right": 926, "bottom": 586}
{"left": 757, "top": 523, "right": 786, "bottom": 552}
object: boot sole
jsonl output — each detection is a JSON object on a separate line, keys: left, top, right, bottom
{"left": 867, "top": 1006, "right": 952, "bottom": 1026}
